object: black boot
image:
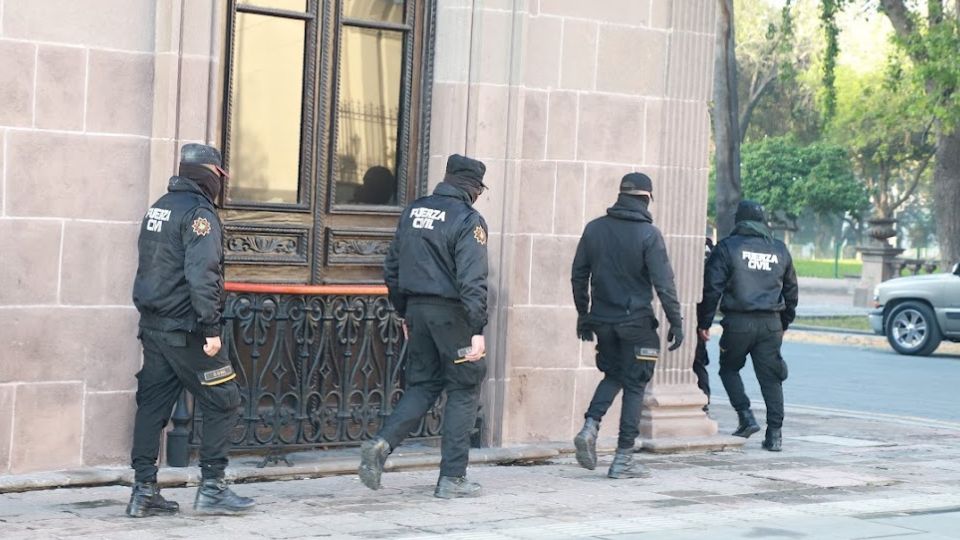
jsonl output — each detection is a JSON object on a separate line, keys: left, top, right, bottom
{"left": 573, "top": 417, "right": 600, "bottom": 470}
{"left": 126, "top": 482, "right": 179, "bottom": 518}
{"left": 194, "top": 479, "right": 256, "bottom": 514}
{"left": 434, "top": 476, "right": 482, "bottom": 499}
{"left": 607, "top": 448, "right": 651, "bottom": 479}
{"left": 762, "top": 427, "right": 782, "bottom": 452}
{"left": 359, "top": 437, "right": 391, "bottom": 490}
{"left": 732, "top": 409, "right": 760, "bottom": 438}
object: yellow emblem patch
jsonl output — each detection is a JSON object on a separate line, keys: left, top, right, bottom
{"left": 473, "top": 225, "right": 487, "bottom": 246}
{"left": 192, "top": 217, "right": 212, "bottom": 237}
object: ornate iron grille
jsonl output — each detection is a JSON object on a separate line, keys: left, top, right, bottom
{"left": 187, "top": 292, "right": 444, "bottom": 453}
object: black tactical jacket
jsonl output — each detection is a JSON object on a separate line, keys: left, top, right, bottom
{"left": 132, "top": 177, "right": 224, "bottom": 337}
{"left": 571, "top": 195, "right": 682, "bottom": 327}
{"left": 384, "top": 182, "right": 489, "bottom": 334}
{"left": 697, "top": 221, "right": 799, "bottom": 330}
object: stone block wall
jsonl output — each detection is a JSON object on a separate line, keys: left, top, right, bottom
{"left": 0, "top": 0, "right": 221, "bottom": 474}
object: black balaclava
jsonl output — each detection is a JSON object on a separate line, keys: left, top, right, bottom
{"left": 735, "top": 200, "right": 766, "bottom": 223}
{"left": 179, "top": 163, "right": 222, "bottom": 206}
{"left": 443, "top": 154, "right": 487, "bottom": 203}
{"left": 446, "top": 175, "right": 483, "bottom": 203}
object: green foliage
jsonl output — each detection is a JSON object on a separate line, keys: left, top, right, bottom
{"left": 792, "top": 258, "right": 863, "bottom": 279}
{"left": 818, "top": 0, "right": 847, "bottom": 120}
{"left": 795, "top": 143, "right": 867, "bottom": 216}
{"left": 737, "top": 0, "right": 823, "bottom": 143}
{"left": 740, "top": 136, "right": 867, "bottom": 219}
{"left": 895, "top": 13, "right": 960, "bottom": 129}
{"left": 829, "top": 65, "right": 934, "bottom": 217}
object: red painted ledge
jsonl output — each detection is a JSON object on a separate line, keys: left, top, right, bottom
{"left": 224, "top": 282, "right": 388, "bottom": 296}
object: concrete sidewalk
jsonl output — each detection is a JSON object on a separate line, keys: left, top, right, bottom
{"left": 3, "top": 404, "right": 960, "bottom": 539}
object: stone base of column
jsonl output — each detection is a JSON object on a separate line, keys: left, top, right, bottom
{"left": 638, "top": 382, "right": 743, "bottom": 452}
{"left": 639, "top": 435, "right": 745, "bottom": 453}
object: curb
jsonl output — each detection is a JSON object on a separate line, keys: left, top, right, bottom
{"left": 0, "top": 445, "right": 563, "bottom": 495}
{"left": 789, "top": 324, "right": 874, "bottom": 336}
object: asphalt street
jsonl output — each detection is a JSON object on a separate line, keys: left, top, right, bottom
{"left": 705, "top": 338, "right": 960, "bottom": 423}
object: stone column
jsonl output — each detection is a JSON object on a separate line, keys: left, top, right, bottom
{"left": 854, "top": 218, "right": 905, "bottom": 306}
{"left": 635, "top": 3, "right": 744, "bottom": 452}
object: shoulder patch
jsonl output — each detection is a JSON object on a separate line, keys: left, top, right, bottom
{"left": 192, "top": 216, "right": 212, "bottom": 237}
{"left": 473, "top": 224, "right": 487, "bottom": 246}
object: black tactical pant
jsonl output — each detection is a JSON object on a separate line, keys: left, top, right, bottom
{"left": 718, "top": 313, "right": 788, "bottom": 429}
{"left": 584, "top": 318, "right": 658, "bottom": 449}
{"left": 693, "top": 339, "right": 711, "bottom": 401}
{"left": 378, "top": 299, "right": 486, "bottom": 478}
{"left": 131, "top": 328, "right": 241, "bottom": 483}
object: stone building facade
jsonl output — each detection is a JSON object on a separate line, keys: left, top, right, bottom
{"left": 0, "top": 0, "right": 717, "bottom": 476}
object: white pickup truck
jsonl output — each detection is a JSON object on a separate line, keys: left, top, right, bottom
{"left": 869, "top": 263, "right": 960, "bottom": 355}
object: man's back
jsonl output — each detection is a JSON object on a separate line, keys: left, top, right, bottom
{"left": 132, "top": 177, "right": 223, "bottom": 335}
{"left": 384, "top": 176, "right": 489, "bottom": 336}
{"left": 571, "top": 194, "right": 681, "bottom": 326}
{"left": 715, "top": 232, "right": 793, "bottom": 314}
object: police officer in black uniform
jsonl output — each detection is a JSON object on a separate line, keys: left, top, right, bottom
{"left": 571, "top": 173, "right": 684, "bottom": 479}
{"left": 359, "top": 154, "right": 490, "bottom": 499}
{"left": 697, "top": 201, "right": 798, "bottom": 452}
{"left": 127, "top": 144, "right": 254, "bottom": 517}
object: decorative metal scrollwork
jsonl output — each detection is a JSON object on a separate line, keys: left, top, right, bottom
{"left": 191, "top": 292, "right": 443, "bottom": 451}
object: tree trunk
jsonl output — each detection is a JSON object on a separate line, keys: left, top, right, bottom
{"left": 934, "top": 128, "right": 960, "bottom": 265}
{"left": 713, "top": 0, "right": 742, "bottom": 238}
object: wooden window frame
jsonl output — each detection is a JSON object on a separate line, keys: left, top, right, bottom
{"left": 221, "top": 2, "right": 318, "bottom": 213}
{"left": 219, "top": 0, "right": 438, "bottom": 284}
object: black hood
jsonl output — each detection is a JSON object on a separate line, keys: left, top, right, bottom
{"left": 606, "top": 194, "right": 653, "bottom": 223}
{"left": 732, "top": 220, "right": 774, "bottom": 241}
{"left": 167, "top": 176, "right": 212, "bottom": 202}
{"left": 433, "top": 181, "right": 474, "bottom": 205}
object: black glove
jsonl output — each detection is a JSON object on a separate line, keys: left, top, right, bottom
{"left": 667, "top": 325, "right": 684, "bottom": 351}
{"left": 577, "top": 315, "right": 594, "bottom": 342}
{"left": 780, "top": 315, "right": 790, "bottom": 332}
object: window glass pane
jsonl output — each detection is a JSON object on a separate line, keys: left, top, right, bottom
{"left": 334, "top": 27, "right": 404, "bottom": 206}
{"left": 238, "top": 0, "right": 306, "bottom": 12}
{"left": 228, "top": 13, "right": 305, "bottom": 205}
{"left": 343, "top": 0, "right": 404, "bottom": 25}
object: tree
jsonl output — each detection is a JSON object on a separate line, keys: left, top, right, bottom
{"left": 741, "top": 136, "right": 867, "bottom": 256}
{"left": 713, "top": 0, "right": 742, "bottom": 238}
{"left": 877, "top": 0, "right": 960, "bottom": 265}
{"left": 737, "top": 0, "right": 823, "bottom": 144}
{"left": 740, "top": 136, "right": 867, "bottom": 219}
{"left": 829, "top": 67, "right": 935, "bottom": 220}
{"left": 713, "top": 0, "right": 825, "bottom": 236}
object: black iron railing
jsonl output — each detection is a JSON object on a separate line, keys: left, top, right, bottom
{"left": 173, "top": 286, "right": 444, "bottom": 465}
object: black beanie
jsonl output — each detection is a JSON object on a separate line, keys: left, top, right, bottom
{"left": 735, "top": 200, "right": 766, "bottom": 223}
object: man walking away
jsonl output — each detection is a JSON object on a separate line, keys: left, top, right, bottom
{"left": 571, "top": 173, "right": 684, "bottom": 479}
{"left": 360, "top": 154, "right": 491, "bottom": 499}
{"left": 697, "top": 200, "right": 798, "bottom": 451}
{"left": 128, "top": 144, "right": 254, "bottom": 517}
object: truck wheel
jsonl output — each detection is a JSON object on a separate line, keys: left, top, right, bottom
{"left": 885, "top": 301, "right": 942, "bottom": 356}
